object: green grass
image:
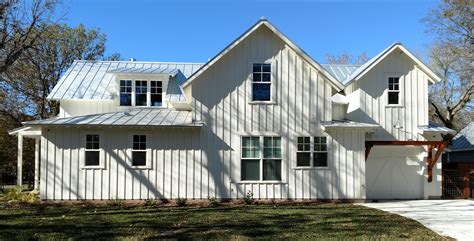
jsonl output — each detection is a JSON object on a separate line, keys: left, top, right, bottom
{"left": 0, "top": 203, "right": 444, "bottom": 240}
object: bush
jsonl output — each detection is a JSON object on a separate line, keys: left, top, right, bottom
{"left": 4, "top": 187, "right": 39, "bottom": 205}
{"left": 176, "top": 197, "right": 187, "bottom": 207}
{"left": 144, "top": 199, "right": 159, "bottom": 207}
{"left": 107, "top": 198, "right": 123, "bottom": 207}
{"left": 243, "top": 191, "right": 254, "bottom": 205}
{"left": 207, "top": 196, "right": 218, "bottom": 207}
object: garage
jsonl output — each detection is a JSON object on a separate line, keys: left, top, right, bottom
{"left": 366, "top": 146, "right": 424, "bottom": 200}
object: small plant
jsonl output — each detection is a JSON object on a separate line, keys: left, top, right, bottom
{"left": 107, "top": 198, "right": 123, "bottom": 207}
{"left": 4, "top": 187, "right": 39, "bottom": 205}
{"left": 176, "top": 197, "right": 187, "bottom": 207}
{"left": 144, "top": 199, "right": 159, "bottom": 206}
{"left": 243, "top": 191, "right": 254, "bottom": 205}
{"left": 207, "top": 196, "right": 218, "bottom": 207}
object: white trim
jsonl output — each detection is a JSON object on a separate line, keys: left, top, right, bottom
{"left": 181, "top": 19, "right": 344, "bottom": 91}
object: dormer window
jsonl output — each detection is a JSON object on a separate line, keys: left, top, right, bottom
{"left": 388, "top": 77, "right": 400, "bottom": 105}
{"left": 252, "top": 63, "right": 271, "bottom": 101}
{"left": 119, "top": 80, "right": 163, "bottom": 107}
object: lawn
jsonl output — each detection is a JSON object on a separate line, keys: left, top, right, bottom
{"left": 0, "top": 203, "right": 444, "bottom": 240}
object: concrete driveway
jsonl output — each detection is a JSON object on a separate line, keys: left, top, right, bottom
{"left": 359, "top": 200, "right": 474, "bottom": 241}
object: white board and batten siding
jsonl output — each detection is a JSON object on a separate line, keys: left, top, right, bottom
{"left": 344, "top": 50, "right": 430, "bottom": 141}
{"left": 40, "top": 24, "right": 367, "bottom": 200}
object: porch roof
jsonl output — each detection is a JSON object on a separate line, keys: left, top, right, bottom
{"left": 21, "top": 109, "right": 203, "bottom": 128}
{"left": 321, "top": 120, "right": 379, "bottom": 131}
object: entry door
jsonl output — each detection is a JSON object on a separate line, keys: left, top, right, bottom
{"left": 366, "top": 157, "right": 423, "bottom": 199}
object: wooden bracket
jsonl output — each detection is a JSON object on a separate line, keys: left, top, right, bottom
{"left": 427, "top": 142, "right": 447, "bottom": 182}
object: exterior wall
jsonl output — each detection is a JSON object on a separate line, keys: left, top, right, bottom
{"left": 345, "top": 51, "right": 430, "bottom": 141}
{"left": 40, "top": 126, "right": 366, "bottom": 200}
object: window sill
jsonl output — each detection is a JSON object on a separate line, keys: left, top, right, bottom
{"left": 81, "top": 166, "right": 105, "bottom": 170}
{"left": 233, "top": 181, "right": 287, "bottom": 185}
{"left": 385, "top": 105, "right": 405, "bottom": 108}
{"left": 248, "top": 101, "right": 277, "bottom": 105}
{"left": 131, "top": 166, "right": 152, "bottom": 170}
{"left": 293, "top": 167, "right": 329, "bottom": 170}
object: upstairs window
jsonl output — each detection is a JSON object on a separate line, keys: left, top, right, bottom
{"left": 135, "top": 80, "right": 148, "bottom": 106}
{"left": 296, "top": 136, "right": 328, "bottom": 167}
{"left": 388, "top": 77, "right": 400, "bottom": 105}
{"left": 132, "top": 135, "right": 147, "bottom": 166}
{"left": 150, "top": 81, "right": 163, "bottom": 107}
{"left": 252, "top": 63, "right": 271, "bottom": 101}
{"left": 85, "top": 134, "right": 100, "bottom": 166}
{"left": 120, "top": 80, "right": 132, "bottom": 106}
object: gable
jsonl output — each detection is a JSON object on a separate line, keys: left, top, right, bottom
{"left": 182, "top": 19, "right": 344, "bottom": 91}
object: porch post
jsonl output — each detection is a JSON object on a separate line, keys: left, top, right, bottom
{"left": 34, "top": 137, "right": 40, "bottom": 191}
{"left": 17, "top": 134, "right": 23, "bottom": 187}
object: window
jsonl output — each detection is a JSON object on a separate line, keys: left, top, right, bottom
{"left": 120, "top": 80, "right": 132, "bottom": 106}
{"left": 135, "top": 80, "right": 147, "bottom": 106}
{"left": 85, "top": 134, "right": 100, "bottom": 166}
{"left": 132, "top": 135, "right": 147, "bottom": 166}
{"left": 252, "top": 63, "right": 271, "bottom": 101}
{"left": 296, "top": 136, "right": 328, "bottom": 167}
{"left": 150, "top": 81, "right": 162, "bottom": 107}
{"left": 388, "top": 77, "right": 400, "bottom": 105}
{"left": 241, "top": 136, "right": 282, "bottom": 181}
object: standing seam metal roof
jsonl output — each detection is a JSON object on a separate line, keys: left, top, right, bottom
{"left": 450, "top": 122, "right": 474, "bottom": 150}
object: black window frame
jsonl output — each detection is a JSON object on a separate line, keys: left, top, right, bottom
{"left": 296, "top": 136, "right": 328, "bottom": 168}
{"left": 132, "top": 135, "right": 147, "bottom": 167}
{"left": 251, "top": 63, "right": 272, "bottom": 101}
{"left": 119, "top": 80, "right": 132, "bottom": 106}
{"left": 388, "top": 77, "right": 400, "bottom": 105}
{"left": 85, "top": 134, "right": 100, "bottom": 167}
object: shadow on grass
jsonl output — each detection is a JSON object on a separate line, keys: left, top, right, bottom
{"left": 0, "top": 204, "right": 443, "bottom": 240}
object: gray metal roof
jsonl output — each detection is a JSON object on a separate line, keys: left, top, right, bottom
{"left": 107, "top": 66, "right": 181, "bottom": 76}
{"left": 321, "top": 64, "right": 360, "bottom": 84}
{"left": 48, "top": 60, "right": 204, "bottom": 100}
{"left": 418, "top": 122, "right": 456, "bottom": 134}
{"left": 23, "top": 109, "right": 202, "bottom": 127}
{"left": 321, "top": 120, "right": 379, "bottom": 129}
{"left": 450, "top": 122, "right": 474, "bottom": 151}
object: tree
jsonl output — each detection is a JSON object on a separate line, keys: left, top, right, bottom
{"left": 0, "top": 0, "right": 60, "bottom": 74}
{"left": 423, "top": 0, "right": 473, "bottom": 130}
{"left": 325, "top": 51, "right": 369, "bottom": 65}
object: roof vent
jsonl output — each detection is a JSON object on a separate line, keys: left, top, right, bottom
{"left": 260, "top": 16, "right": 267, "bottom": 21}
{"left": 129, "top": 58, "right": 136, "bottom": 62}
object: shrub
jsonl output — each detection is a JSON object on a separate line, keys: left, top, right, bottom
{"left": 207, "top": 196, "right": 218, "bottom": 207}
{"left": 176, "top": 197, "right": 187, "bottom": 207}
{"left": 243, "top": 191, "right": 254, "bottom": 205}
{"left": 144, "top": 199, "right": 159, "bottom": 207}
{"left": 4, "top": 187, "right": 39, "bottom": 205}
{"left": 107, "top": 198, "right": 123, "bottom": 207}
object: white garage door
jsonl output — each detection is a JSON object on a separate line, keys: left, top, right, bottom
{"left": 366, "top": 147, "right": 424, "bottom": 200}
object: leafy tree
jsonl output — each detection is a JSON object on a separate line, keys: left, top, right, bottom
{"left": 0, "top": 0, "right": 60, "bottom": 74}
{"left": 423, "top": 0, "right": 473, "bottom": 130}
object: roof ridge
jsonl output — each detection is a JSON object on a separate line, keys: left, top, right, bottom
{"left": 73, "top": 60, "right": 205, "bottom": 65}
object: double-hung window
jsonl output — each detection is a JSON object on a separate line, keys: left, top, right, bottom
{"left": 241, "top": 136, "right": 282, "bottom": 181}
{"left": 150, "top": 81, "right": 162, "bottom": 107}
{"left": 296, "top": 136, "right": 328, "bottom": 167}
{"left": 388, "top": 77, "right": 400, "bottom": 105}
{"left": 85, "top": 134, "right": 101, "bottom": 167}
{"left": 135, "top": 80, "right": 148, "bottom": 106}
{"left": 252, "top": 63, "right": 271, "bottom": 101}
{"left": 132, "top": 135, "right": 147, "bottom": 166}
{"left": 119, "top": 80, "right": 132, "bottom": 106}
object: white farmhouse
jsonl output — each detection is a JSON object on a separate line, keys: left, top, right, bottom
{"left": 10, "top": 19, "right": 454, "bottom": 200}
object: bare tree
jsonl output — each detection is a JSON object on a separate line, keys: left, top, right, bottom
{"left": 0, "top": 0, "right": 60, "bottom": 73}
{"left": 325, "top": 51, "right": 369, "bottom": 65}
{"left": 423, "top": 0, "right": 473, "bottom": 130}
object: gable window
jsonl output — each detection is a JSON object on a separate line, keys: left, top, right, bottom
{"left": 252, "top": 63, "right": 271, "bottom": 101}
{"left": 120, "top": 80, "right": 132, "bottom": 106}
{"left": 85, "top": 134, "right": 100, "bottom": 166}
{"left": 132, "top": 135, "right": 147, "bottom": 166}
{"left": 388, "top": 77, "right": 400, "bottom": 105}
{"left": 241, "top": 136, "right": 282, "bottom": 181}
{"left": 150, "top": 81, "right": 162, "bottom": 107}
{"left": 296, "top": 136, "right": 328, "bottom": 167}
{"left": 135, "top": 80, "right": 148, "bottom": 106}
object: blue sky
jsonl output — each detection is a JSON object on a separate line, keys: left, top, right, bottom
{"left": 62, "top": 0, "right": 437, "bottom": 63}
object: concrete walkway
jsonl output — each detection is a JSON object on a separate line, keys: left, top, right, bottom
{"left": 359, "top": 200, "right": 474, "bottom": 241}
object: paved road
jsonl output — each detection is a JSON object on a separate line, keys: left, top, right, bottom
{"left": 359, "top": 200, "right": 474, "bottom": 241}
